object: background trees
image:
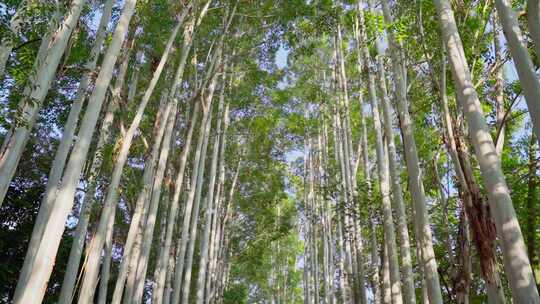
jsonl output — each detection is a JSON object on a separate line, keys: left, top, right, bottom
{"left": 1, "top": 0, "right": 540, "bottom": 303}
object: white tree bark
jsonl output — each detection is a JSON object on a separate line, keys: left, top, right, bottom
{"left": 110, "top": 94, "right": 170, "bottom": 304}
{"left": 527, "top": 0, "right": 540, "bottom": 61}
{"left": 131, "top": 102, "right": 178, "bottom": 304}
{"left": 435, "top": 0, "right": 540, "bottom": 302}
{"left": 371, "top": 216, "right": 382, "bottom": 304}
{"left": 195, "top": 74, "right": 227, "bottom": 304}
{"left": 152, "top": 100, "right": 201, "bottom": 304}
{"left": 369, "top": 6, "right": 415, "bottom": 302}
{"left": 97, "top": 206, "right": 116, "bottom": 304}
{"left": 382, "top": 242, "right": 392, "bottom": 304}
{"left": 356, "top": 4, "right": 402, "bottom": 302}
{"left": 76, "top": 14, "right": 183, "bottom": 303}
{"left": 170, "top": 47, "right": 220, "bottom": 303}
{"left": 0, "top": 0, "right": 86, "bottom": 205}
{"left": 495, "top": 0, "right": 540, "bottom": 144}
{"left": 12, "top": 1, "right": 136, "bottom": 302}
{"left": 56, "top": 4, "right": 119, "bottom": 302}
{"left": 170, "top": 106, "right": 211, "bottom": 304}
{"left": 493, "top": 14, "right": 506, "bottom": 156}
{"left": 181, "top": 108, "right": 214, "bottom": 304}
{"left": 379, "top": 1, "right": 444, "bottom": 302}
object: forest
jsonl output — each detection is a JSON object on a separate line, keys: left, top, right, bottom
{"left": 1, "top": 0, "right": 540, "bottom": 303}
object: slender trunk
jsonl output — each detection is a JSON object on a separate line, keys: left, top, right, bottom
{"left": 355, "top": 5, "right": 403, "bottom": 302}
{"left": 152, "top": 101, "right": 201, "bottom": 304}
{"left": 527, "top": 135, "right": 538, "bottom": 266}
{"left": 354, "top": 17, "right": 375, "bottom": 301}
{"left": 195, "top": 77, "right": 228, "bottom": 304}
{"left": 110, "top": 92, "right": 170, "bottom": 304}
{"left": 382, "top": 242, "right": 392, "bottom": 304}
{"left": 41, "top": 0, "right": 113, "bottom": 246}
{"left": 120, "top": 13, "right": 196, "bottom": 304}
{"left": 77, "top": 14, "right": 183, "bottom": 303}
{"left": 58, "top": 14, "right": 127, "bottom": 304}
{"left": 205, "top": 101, "right": 230, "bottom": 303}
{"left": 303, "top": 130, "right": 312, "bottom": 304}
{"left": 24, "top": 4, "right": 113, "bottom": 281}
{"left": 436, "top": 0, "right": 540, "bottom": 302}
{"left": 170, "top": 80, "right": 217, "bottom": 304}
{"left": 97, "top": 207, "right": 116, "bottom": 304}
{"left": 331, "top": 44, "right": 356, "bottom": 304}
{"left": 458, "top": 121, "right": 506, "bottom": 304}
{"left": 210, "top": 158, "right": 241, "bottom": 303}
{"left": 412, "top": 204, "right": 429, "bottom": 304}
{"left": 494, "top": 0, "right": 540, "bottom": 144}
{"left": 181, "top": 109, "right": 214, "bottom": 304}
{"left": 438, "top": 45, "right": 505, "bottom": 304}
{"left": 163, "top": 245, "right": 176, "bottom": 304}
{"left": 378, "top": 1, "right": 444, "bottom": 302}
{"left": 336, "top": 24, "right": 367, "bottom": 303}
{"left": 370, "top": 8, "right": 415, "bottom": 303}
{"left": 12, "top": 1, "right": 136, "bottom": 302}
{"left": 177, "top": 39, "right": 228, "bottom": 301}
{"left": 309, "top": 137, "right": 320, "bottom": 304}
{"left": 454, "top": 208, "right": 471, "bottom": 304}
{"left": 206, "top": 187, "right": 224, "bottom": 304}
{"left": 527, "top": 0, "right": 540, "bottom": 62}
{"left": 371, "top": 216, "right": 382, "bottom": 304}
{"left": 0, "top": 0, "right": 85, "bottom": 205}
{"left": 367, "top": 54, "right": 403, "bottom": 304}
{"left": 153, "top": 191, "right": 171, "bottom": 302}
{"left": 493, "top": 14, "right": 505, "bottom": 155}
{"left": 131, "top": 103, "right": 178, "bottom": 304}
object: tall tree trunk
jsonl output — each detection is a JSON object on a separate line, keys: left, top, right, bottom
{"left": 493, "top": 13, "right": 505, "bottom": 155}
{"left": 76, "top": 14, "right": 184, "bottom": 303}
{"left": 527, "top": 0, "right": 540, "bottom": 61}
{"left": 118, "top": 89, "right": 175, "bottom": 304}
{"left": 454, "top": 208, "right": 471, "bottom": 304}
{"left": 494, "top": 0, "right": 540, "bottom": 144}
{"left": 14, "top": 4, "right": 113, "bottom": 283}
{"left": 39, "top": 1, "right": 114, "bottom": 264}
{"left": 457, "top": 122, "right": 506, "bottom": 304}
{"left": 97, "top": 207, "right": 116, "bottom": 304}
{"left": 195, "top": 74, "right": 228, "bottom": 304}
{"left": 336, "top": 22, "right": 368, "bottom": 303}
{"left": 0, "top": 0, "right": 85, "bottom": 205}
{"left": 527, "top": 135, "right": 538, "bottom": 267}
{"left": 110, "top": 91, "right": 170, "bottom": 304}
{"left": 382, "top": 242, "right": 392, "bottom": 304}
{"left": 205, "top": 98, "right": 230, "bottom": 303}
{"left": 356, "top": 5, "right": 403, "bottom": 302}
{"left": 170, "top": 78, "right": 217, "bottom": 304}
{"left": 435, "top": 0, "right": 540, "bottom": 302}
{"left": 369, "top": 6, "right": 415, "bottom": 303}
{"left": 131, "top": 103, "right": 178, "bottom": 304}
{"left": 366, "top": 51, "right": 403, "bottom": 304}
{"left": 371, "top": 214, "right": 382, "bottom": 304}
{"left": 152, "top": 100, "right": 201, "bottom": 304}
{"left": 437, "top": 44, "right": 505, "bottom": 304}
{"left": 57, "top": 12, "right": 127, "bottom": 303}
{"left": 181, "top": 108, "right": 214, "bottom": 304}
{"left": 379, "top": 1, "right": 444, "bottom": 302}
{"left": 12, "top": 1, "right": 136, "bottom": 302}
